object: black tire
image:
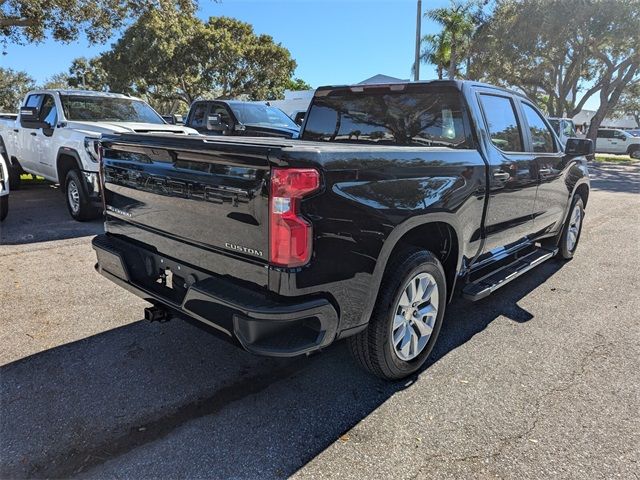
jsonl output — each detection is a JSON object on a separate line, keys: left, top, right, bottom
{"left": 629, "top": 146, "right": 640, "bottom": 160}
{"left": 7, "top": 161, "right": 21, "bottom": 190}
{"left": 558, "top": 196, "right": 585, "bottom": 260}
{"left": 348, "top": 247, "right": 447, "bottom": 380}
{"left": 0, "top": 195, "right": 7, "bottom": 222}
{"left": 64, "top": 169, "right": 98, "bottom": 221}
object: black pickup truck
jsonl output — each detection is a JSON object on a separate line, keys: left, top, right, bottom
{"left": 93, "top": 80, "right": 592, "bottom": 380}
{"left": 184, "top": 100, "right": 300, "bottom": 139}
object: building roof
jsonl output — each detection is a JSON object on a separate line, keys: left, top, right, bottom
{"left": 358, "top": 74, "right": 409, "bottom": 84}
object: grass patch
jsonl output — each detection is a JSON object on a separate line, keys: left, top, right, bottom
{"left": 594, "top": 154, "right": 637, "bottom": 164}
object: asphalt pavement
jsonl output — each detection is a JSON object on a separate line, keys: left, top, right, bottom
{"left": 1, "top": 163, "right": 638, "bottom": 479}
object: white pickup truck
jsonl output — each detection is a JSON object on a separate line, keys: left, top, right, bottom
{"left": 0, "top": 90, "right": 198, "bottom": 220}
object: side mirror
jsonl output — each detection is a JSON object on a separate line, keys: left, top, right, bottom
{"left": 19, "top": 106, "right": 39, "bottom": 121}
{"left": 173, "top": 114, "right": 184, "bottom": 125}
{"left": 565, "top": 138, "right": 594, "bottom": 156}
{"left": 207, "top": 114, "right": 223, "bottom": 130}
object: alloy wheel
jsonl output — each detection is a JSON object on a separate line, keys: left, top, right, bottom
{"left": 68, "top": 180, "right": 80, "bottom": 214}
{"left": 391, "top": 272, "right": 439, "bottom": 361}
{"left": 566, "top": 203, "right": 582, "bottom": 252}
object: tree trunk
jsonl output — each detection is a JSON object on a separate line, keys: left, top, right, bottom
{"left": 586, "top": 62, "right": 639, "bottom": 143}
{"left": 448, "top": 33, "right": 457, "bottom": 79}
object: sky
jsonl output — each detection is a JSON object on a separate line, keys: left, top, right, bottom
{"left": 0, "top": 0, "right": 600, "bottom": 111}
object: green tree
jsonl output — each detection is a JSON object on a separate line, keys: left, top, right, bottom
{"left": 285, "top": 78, "right": 312, "bottom": 92}
{"left": 468, "top": 0, "right": 640, "bottom": 141}
{"left": 417, "top": 32, "right": 451, "bottom": 80}
{"left": 0, "top": 67, "right": 34, "bottom": 110}
{"left": 0, "top": 0, "right": 202, "bottom": 45}
{"left": 425, "top": 2, "right": 477, "bottom": 79}
{"left": 100, "top": 12, "right": 298, "bottom": 109}
{"left": 613, "top": 83, "right": 640, "bottom": 127}
{"left": 68, "top": 57, "right": 109, "bottom": 90}
{"left": 41, "top": 73, "right": 70, "bottom": 89}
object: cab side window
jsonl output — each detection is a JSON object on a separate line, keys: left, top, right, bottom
{"left": 479, "top": 94, "right": 524, "bottom": 152}
{"left": 522, "top": 103, "right": 556, "bottom": 153}
{"left": 190, "top": 103, "right": 208, "bottom": 128}
{"left": 25, "top": 94, "right": 42, "bottom": 108}
{"left": 613, "top": 130, "right": 627, "bottom": 140}
{"left": 40, "top": 95, "right": 58, "bottom": 126}
{"left": 211, "top": 105, "right": 232, "bottom": 126}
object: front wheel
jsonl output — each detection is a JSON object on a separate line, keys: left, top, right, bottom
{"left": 0, "top": 195, "right": 7, "bottom": 222}
{"left": 558, "top": 196, "right": 584, "bottom": 260}
{"left": 65, "top": 170, "right": 98, "bottom": 221}
{"left": 8, "top": 163, "right": 21, "bottom": 190}
{"left": 629, "top": 147, "right": 640, "bottom": 160}
{"left": 349, "top": 247, "right": 447, "bottom": 380}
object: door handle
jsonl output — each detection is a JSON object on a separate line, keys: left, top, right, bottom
{"left": 493, "top": 171, "right": 510, "bottom": 181}
{"left": 30, "top": 132, "right": 37, "bottom": 136}
{"left": 539, "top": 168, "right": 552, "bottom": 175}
{"left": 13, "top": 129, "right": 19, "bottom": 133}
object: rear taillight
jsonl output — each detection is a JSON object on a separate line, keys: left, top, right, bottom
{"left": 269, "top": 168, "right": 320, "bottom": 267}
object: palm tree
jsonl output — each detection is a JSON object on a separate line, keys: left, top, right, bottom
{"left": 427, "top": 2, "right": 476, "bottom": 79}
{"left": 418, "top": 32, "right": 451, "bottom": 80}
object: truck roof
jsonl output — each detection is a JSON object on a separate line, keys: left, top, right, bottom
{"left": 27, "top": 89, "right": 142, "bottom": 101}
{"left": 314, "top": 79, "right": 529, "bottom": 100}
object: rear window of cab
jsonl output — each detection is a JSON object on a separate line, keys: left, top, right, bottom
{"left": 303, "top": 86, "right": 473, "bottom": 149}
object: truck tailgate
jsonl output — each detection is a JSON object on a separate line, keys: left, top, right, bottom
{"left": 100, "top": 134, "right": 289, "bottom": 286}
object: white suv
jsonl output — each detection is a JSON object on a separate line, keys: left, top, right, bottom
{"left": 0, "top": 90, "right": 198, "bottom": 221}
{"left": 596, "top": 129, "right": 640, "bottom": 159}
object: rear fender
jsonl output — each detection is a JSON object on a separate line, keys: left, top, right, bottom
{"left": 357, "top": 213, "right": 464, "bottom": 326}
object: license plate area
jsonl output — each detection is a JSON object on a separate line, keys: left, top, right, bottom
{"left": 129, "top": 251, "right": 202, "bottom": 305}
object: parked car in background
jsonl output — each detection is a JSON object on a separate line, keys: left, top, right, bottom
{"left": 626, "top": 129, "right": 640, "bottom": 137}
{"left": 548, "top": 117, "right": 577, "bottom": 145}
{"left": 0, "top": 90, "right": 198, "bottom": 221}
{"left": 185, "top": 100, "right": 300, "bottom": 138}
{"left": 596, "top": 128, "right": 640, "bottom": 159}
{"left": 0, "top": 148, "right": 9, "bottom": 221}
{"left": 93, "top": 80, "right": 592, "bottom": 380}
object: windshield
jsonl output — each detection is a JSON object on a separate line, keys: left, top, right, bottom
{"left": 302, "top": 86, "right": 471, "bottom": 148}
{"left": 60, "top": 95, "right": 164, "bottom": 123}
{"left": 229, "top": 103, "right": 298, "bottom": 129}
{"left": 548, "top": 119, "right": 560, "bottom": 135}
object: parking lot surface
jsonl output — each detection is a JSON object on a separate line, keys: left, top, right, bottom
{"left": 1, "top": 163, "right": 639, "bottom": 479}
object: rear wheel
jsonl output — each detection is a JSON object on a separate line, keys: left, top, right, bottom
{"left": 65, "top": 169, "right": 98, "bottom": 221}
{"left": 558, "top": 196, "right": 584, "bottom": 260}
{"left": 348, "top": 247, "right": 446, "bottom": 380}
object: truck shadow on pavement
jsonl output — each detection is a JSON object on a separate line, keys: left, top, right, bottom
{"left": 0, "top": 261, "right": 564, "bottom": 479}
{"left": 0, "top": 182, "right": 103, "bottom": 245}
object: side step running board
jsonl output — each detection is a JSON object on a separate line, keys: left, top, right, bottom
{"left": 463, "top": 247, "right": 558, "bottom": 301}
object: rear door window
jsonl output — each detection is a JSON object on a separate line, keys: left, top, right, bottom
{"left": 479, "top": 94, "right": 524, "bottom": 152}
{"left": 521, "top": 103, "right": 557, "bottom": 153}
{"left": 303, "top": 87, "right": 472, "bottom": 148}
{"left": 597, "top": 130, "right": 613, "bottom": 139}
